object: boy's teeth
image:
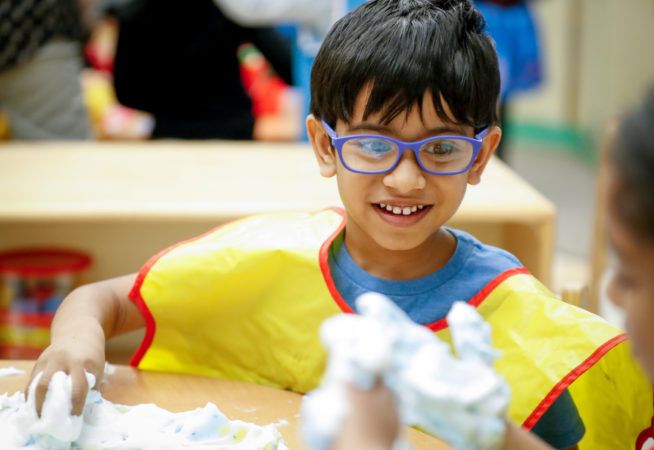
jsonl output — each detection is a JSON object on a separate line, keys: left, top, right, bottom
{"left": 378, "top": 203, "right": 426, "bottom": 215}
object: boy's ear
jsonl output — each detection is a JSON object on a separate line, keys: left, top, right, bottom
{"left": 467, "top": 126, "right": 502, "bottom": 185}
{"left": 307, "top": 115, "right": 337, "bottom": 178}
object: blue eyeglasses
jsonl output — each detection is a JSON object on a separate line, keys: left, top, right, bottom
{"left": 321, "top": 120, "right": 488, "bottom": 175}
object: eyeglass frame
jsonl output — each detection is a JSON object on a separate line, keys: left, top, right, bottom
{"left": 321, "top": 119, "right": 489, "bottom": 176}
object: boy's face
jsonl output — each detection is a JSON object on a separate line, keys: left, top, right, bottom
{"left": 606, "top": 167, "right": 654, "bottom": 380}
{"left": 308, "top": 91, "right": 501, "bottom": 257}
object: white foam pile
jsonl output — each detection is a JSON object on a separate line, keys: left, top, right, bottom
{"left": 0, "top": 370, "right": 289, "bottom": 450}
{"left": 301, "top": 293, "right": 510, "bottom": 450}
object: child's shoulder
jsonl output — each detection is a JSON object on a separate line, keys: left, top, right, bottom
{"left": 447, "top": 227, "right": 522, "bottom": 276}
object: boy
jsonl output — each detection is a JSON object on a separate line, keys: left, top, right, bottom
{"left": 29, "top": 1, "right": 651, "bottom": 449}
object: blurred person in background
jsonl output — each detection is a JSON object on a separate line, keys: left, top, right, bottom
{"left": 0, "top": 0, "right": 92, "bottom": 139}
{"left": 215, "top": 0, "right": 366, "bottom": 139}
{"left": 475, "top": 0, "right": 543, "bottom": 161}
{"left": 107, "top": 0, "right": 293, "bottom": 140}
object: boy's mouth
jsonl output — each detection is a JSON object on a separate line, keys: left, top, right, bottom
{"left": 372, "top": 203, "right": 433, "bottom": 226}
{"left": 375, "top": 203, "right": 426, "bottom": 216}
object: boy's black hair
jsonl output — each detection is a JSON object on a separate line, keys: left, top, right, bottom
{"left": 310, "top": 0, "right": 500, "bottom": 131}
{"left": 611, "top": 87, "right": 654, "bottom": 240}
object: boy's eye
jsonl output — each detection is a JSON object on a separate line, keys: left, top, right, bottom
{"left": 350, "top": 138, "right": 395, "bottom": 156}
{"left": 421, "top": 140, "right": 460, "bottom": 157}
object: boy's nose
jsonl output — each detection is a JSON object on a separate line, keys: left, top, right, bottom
{"left": 382, "top": 151, "right": 426, "bottom": 193}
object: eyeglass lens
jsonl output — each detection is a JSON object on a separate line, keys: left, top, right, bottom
{"left": 340, "top": 137, "right": 474, "bottom": 173}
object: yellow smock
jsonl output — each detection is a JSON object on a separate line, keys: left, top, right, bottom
{"left": 128, "top": 208, "right": 653, "bottom": 449}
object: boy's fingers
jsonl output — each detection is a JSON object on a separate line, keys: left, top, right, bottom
{"left": 33, "top": 371, "right": 51, "bottom": 418}
{"left": 25, "top": 363, "right": 41, "bottom": 401}
{"left": 94, "top": 366, "right": 104, "bottom": 388}
{"left": 70, "top": 367, "right": 90, "bottom": 416}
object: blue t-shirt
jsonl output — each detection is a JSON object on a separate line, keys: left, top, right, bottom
{"left": 328, "top": 228, "right": 585, "bottom": 449}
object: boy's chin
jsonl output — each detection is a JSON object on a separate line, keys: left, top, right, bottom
{"left": 372, "top": 235, "right": 427, "bottom": 252}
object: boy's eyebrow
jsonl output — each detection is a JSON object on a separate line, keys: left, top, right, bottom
{"left": 347, "top": 122, "right": 470, "bottom": 136}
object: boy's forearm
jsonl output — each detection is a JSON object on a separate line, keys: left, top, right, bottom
{"left": 50, "top": 274, "right": 141, "bottom": 344}
{"left": 502, "top": 422, "right": 553, "bottom": 450}
{"left": 50, "top": 286, "right": 110, "bottom": 347}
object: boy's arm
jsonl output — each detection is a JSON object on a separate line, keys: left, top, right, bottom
{"left": 328, "top": 385, "right": 556, "bottom": 450}
{"left": 331, "top": 383, "right": 399, "bottom": 450}
{"left": 503, "top": 422, "right": 554, "bottom": 450}
{"left": 27, "top": 273, "right": 143, "bottom": 417}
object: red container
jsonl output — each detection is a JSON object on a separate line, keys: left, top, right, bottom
{"left": 0, "top": 248, "right": 92, "bottom": 359}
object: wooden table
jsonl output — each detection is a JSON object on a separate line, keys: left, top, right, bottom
{"left": 0, "top": 360, "right": 448, "bottom": 449}
{"left": 0, "top": 141, "right": 555, "bottom": 285}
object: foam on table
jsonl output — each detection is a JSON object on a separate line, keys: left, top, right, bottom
{"left": 0, "top": 366, "right": 26, "bottom": 378}
{"left": 0, "top": 370, "right": 289, "bottom": 450}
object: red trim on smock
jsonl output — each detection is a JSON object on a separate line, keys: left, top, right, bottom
{"left": 128, "top": 223, "right": 232, "bottom": 367}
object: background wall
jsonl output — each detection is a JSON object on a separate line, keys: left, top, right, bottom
{"left": 508, "top": 0, "right": 654, "bottom": 151}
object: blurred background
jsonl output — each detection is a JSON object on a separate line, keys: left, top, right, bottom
{"left": 1, "top": 0, "right": 653, "bottom": 358}
{"left": 495, "top": 0, "right": 654, "bottom": 323}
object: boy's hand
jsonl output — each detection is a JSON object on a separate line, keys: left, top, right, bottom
{"left": 23, "top": 273, "right": 141, "bottom": 418}
{"left": 27, "top": 331, "right": 105, "bottom": 417}
{"left": 302, "top": 293, "right": 509, "bottom": 450}
{"left": 332, "top": 382, "right": 399, "bottom": 450}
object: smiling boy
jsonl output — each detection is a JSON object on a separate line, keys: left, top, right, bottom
{"left": 29, "top": 1, "right": 650, "bottom": 449}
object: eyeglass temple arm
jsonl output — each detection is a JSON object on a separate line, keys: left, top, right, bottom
{"left": 476, "top": 128, "right": 490, "bottom": 139}
{"left": 320, "top": 120, "right": 338, "bottom": 139}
